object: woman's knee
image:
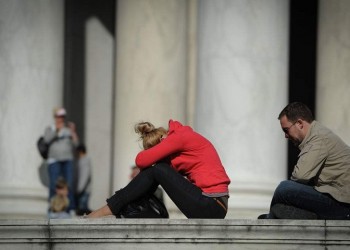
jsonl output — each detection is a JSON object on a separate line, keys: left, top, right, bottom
{"left": 152, "top": 162, "right": 173, "bottom": 176}
{"left": 137, "top": 163, "right": 170, "bottom": 180}
{"left": 153, "top": 162, "right": 171, "bottom": 169}
{"left": 150, "top": 162, "right": 185, "bottom": 189}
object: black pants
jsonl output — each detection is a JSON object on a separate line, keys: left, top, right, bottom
{"left": 107, "top": 162, "right": 227, "bottom": 218}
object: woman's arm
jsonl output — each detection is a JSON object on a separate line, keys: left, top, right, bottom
{"left": 135, "top": 135, "right": 183, "bottom": 168}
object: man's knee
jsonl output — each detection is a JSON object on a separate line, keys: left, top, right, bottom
{"left": 276, "top": 180, "right": 297, "bottom": 191}
{"left": 273, "top": 180, "right": 297, "bottom": 198}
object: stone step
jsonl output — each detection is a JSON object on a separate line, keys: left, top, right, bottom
{"left": 0, "top": 218, "right": 349, "bottom": 250}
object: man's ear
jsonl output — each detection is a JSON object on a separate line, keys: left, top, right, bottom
{"left": 297, "top": 119, "right": 304, "bottom": 129}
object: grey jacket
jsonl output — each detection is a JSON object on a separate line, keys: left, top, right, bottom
{"left": 44, "top": 125, "right": 77, "bottom": 162}
{"left": 77, "top": 155, "right": 92, "bottom": 194}
{"left": 291, "top": 121, "right": 350, "bottom": 204}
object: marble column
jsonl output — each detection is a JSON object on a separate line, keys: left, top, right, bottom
{"left": 0, "top": 0, "right": 64, "bottom": 217}
{"left": 113, "top": 0, "right": 189, "bottom": 216}
{"left": 196, "top": 0, "right": 289, "bottom": 218}
{"left": 85, "top": 17, "right": 114, "bottom": 209}
{"left": 316, "top": 0, "right": 350, "bottom": 145}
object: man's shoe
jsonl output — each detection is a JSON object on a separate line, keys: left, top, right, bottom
{"left": 257, "top": 214, "right": 270, "bottom": 219}
{"left": 271, "top": 203, "right": 317, "bottom": 219}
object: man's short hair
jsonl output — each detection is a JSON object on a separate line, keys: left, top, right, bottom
{"left": 55, "top": 177, "right": 68, "bottom": 189}
{"left": 278, "top": 102, "right": 314, "bottom": 123}
{"left": 76, "top": 144, "right": 86, "bottom": 154}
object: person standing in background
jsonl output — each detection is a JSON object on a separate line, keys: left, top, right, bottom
{"left": 129, "top": 165, "right": 140, "bottom": 180}
{"left": 43, "top": 107, "right": 79, "bottom": 213}
{"left": 75, "top": 143, "right": 92, "bottom": 215}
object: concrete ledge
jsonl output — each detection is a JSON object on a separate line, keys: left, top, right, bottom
{"left": 0, "top": 218, "right": 350, "bottom": 249}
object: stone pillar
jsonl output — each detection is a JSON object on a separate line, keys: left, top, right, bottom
{"left": 0, "top": 0, "right": 64, "bottom": 217}
{"left": 196, "top": 0, "right": 289, "bottom": 218}
{"left": 85, "top": 17, "right": 114, "bottom": 209}
{"left": 316, "top": 0, "right": 350, "bottom": 145}
{"left": 113, "top": 0, "right": 189, "bottom": 216}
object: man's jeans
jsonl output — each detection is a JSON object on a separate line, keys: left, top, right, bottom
{"left": 270, "top": 180, "right": 350, "bottom": 219}
{"left": 49, "top": 160, "right": 75, "bottom": 211}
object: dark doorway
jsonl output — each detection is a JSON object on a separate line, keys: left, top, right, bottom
{"left": 63, "top": 0, "right": 116, "bottom": 142}
{"left": 287, "top": 0, "right": 318, "bottom": 177}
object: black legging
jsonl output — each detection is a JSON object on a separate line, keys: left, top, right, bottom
{"left": 107, "top": 162, "right": 227, "bottom": 218}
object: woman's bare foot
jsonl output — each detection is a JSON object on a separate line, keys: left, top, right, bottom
{"left": 86, "top": 205, "right": 113, "bottom": 218}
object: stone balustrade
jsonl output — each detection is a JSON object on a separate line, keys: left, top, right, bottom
{"left": 1, "top": 218, "right": 350, "bottom": 250}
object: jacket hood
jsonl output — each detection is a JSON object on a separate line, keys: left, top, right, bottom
{"left": 168, "top": 119, "right": 183, "bottom": 135}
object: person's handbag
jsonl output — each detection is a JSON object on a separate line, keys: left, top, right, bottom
{"left": 37, "top": 136, "right": 50, "bottom": 159}
{"left": 119, "top": 194, "right": 169, "bottom": 218}
{"left": 36, "top": 136, "right": 58, "bottom": 159}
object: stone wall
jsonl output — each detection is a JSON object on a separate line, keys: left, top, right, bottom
{"left": 1, "top": 219, "right": 350, "bottom": 250}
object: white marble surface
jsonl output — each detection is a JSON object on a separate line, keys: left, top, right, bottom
{"left": 4, "top": 0, "right": 350, "bottom": 222}
{"left": 317, "top": 0, "right": 350, "bottom": 146}
{"left": 195, "top": 0, "right": 289, "bottom": 217}
{"left": 85, "top": 17, "right": 114, "bottom": 209}
{"left": 113, "top": 0, "right": 189, "bottom": 190}
{"left": 0, "top": 0, "right": 64, "bottom": 216}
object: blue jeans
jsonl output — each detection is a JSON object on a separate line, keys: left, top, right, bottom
{"left": 48, "top": 160, "right": 75, "bottom": 211}
{"left": 106, "top": 162, "right": 227, "bottom": 218}
{"left": 270, "top": 180, "right": 350, "bottom": 219}
{"left": 77, "top": 191, "right": 90, "bottom": 211}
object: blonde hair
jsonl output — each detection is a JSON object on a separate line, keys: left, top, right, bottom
{"left": 135, "top": 122, "right": 167, "bottom": 150}
{"left": 50, "top": 195, "right": 69, "bottom": 212}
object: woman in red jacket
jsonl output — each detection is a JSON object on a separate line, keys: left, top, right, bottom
{"left": 88, "top": 119, "right": 231, "bottom": 218}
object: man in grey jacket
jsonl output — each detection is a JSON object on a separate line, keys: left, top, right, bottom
{"left": 259, "top": 102, "right": 350, "bottom": 219}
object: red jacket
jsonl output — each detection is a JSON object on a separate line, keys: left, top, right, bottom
{"left": 135, "top": 120, "right": 230, "bottom": 193}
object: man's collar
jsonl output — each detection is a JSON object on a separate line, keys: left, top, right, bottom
{"left": 299, "top": 120, "right": 316, "bottom": 149}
